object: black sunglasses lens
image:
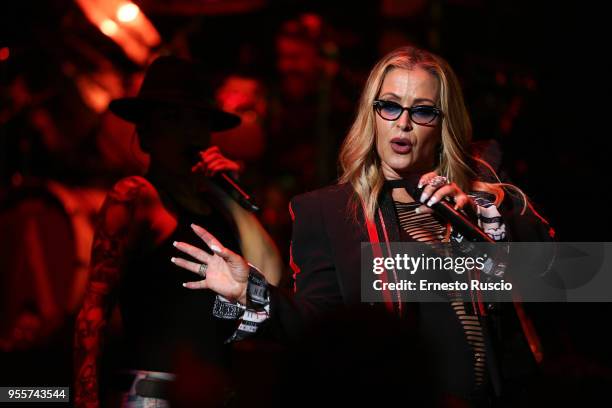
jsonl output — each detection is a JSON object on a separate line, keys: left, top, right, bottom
{"left": 410, "top": 106, "right": 438, "bottom": 124}
{"left": 378, "top": 101, "right": 403, "bottom": 120}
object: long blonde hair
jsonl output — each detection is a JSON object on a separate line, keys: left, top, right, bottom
{"left": 339, "top": 46, "right": 529, "bottom": 221}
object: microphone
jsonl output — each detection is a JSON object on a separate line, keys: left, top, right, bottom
{"left": 212, "top": 172, "right": 260, "bottom": 213}
{"left": 407, "top": 182, "right": 494, "bottom": 243}
{"left": 189, "top": 148, "right": 260, "bottom": 213}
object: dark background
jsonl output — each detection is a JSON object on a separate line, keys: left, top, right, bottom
{"left": 1, "top": 0, "right": 611, "bottom": 404}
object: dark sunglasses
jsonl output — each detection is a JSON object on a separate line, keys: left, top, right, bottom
{"left": 373, "top": 99, "right": 442, "bottom": 125}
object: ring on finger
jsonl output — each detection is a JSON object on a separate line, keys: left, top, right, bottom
{"left": 198, "top": 263, "right": 208, "bottom": 278}
{"left": 428, "top": 175, "right": 449, "bottom": 189}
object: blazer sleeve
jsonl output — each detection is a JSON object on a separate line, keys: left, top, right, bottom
{"left": 267, "top": 191, "right": 345, "bottom": 341}
{"left": 500, "top": 193, "right": 556, "bottom": 243}
{"left": 214, "top": 191, "right": 345, "bottom": 343}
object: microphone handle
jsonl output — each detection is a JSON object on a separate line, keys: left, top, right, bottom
{"left": 411, "top": 185, "right": 494, "bottom": 243}
{"left": 215, "top": 173, "right": 260, "bottom": 213}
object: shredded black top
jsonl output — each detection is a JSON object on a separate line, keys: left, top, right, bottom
{"left": 394, "top": 200, "right": 487, "bottom": 395}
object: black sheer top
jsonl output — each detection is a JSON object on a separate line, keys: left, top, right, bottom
{"left": 394, "top": 200, "right": 488, "bottom": 398}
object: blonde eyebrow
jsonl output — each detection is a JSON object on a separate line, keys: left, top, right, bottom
{"left": 412, "top": 97, "right": 437, "bottom": 105}
{"left": 377, "top": 94, "right": 437, "bottom": 106}
{"left": 378, "top": 92, "right": 401, "bottom": 100}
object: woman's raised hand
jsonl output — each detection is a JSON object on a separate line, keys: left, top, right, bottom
{"left": 415, "top": 171, "right": 475, "bottom": 215}
{"left": 171, "top": 223, "right": 250, "bottom": 304}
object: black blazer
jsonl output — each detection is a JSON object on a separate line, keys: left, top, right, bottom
{"left": 265, "top": 181, "right": 553, "bottom": 397}
{"left": 269, "top": 181, "right": 553, "bottom": 330}
{"left": 269, "top": 183, "right": 365, "bottom": 338}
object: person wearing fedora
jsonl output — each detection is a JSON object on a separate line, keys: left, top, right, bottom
{"left": 73, "top": 56, "right": 282, "bottom": 407}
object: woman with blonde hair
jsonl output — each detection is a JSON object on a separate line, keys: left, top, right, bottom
{"left": 171, "top": 46, "right": 554, "bottom": 405}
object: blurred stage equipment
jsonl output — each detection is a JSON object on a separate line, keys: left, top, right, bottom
{"left": 0, "top": 180, "right": 106, "bottom": 350}
{"left": 74, "top": 0, "right": 161, "bottom": 65}
{"left": 138, "top": 0, "right": 267, "bottom": 15}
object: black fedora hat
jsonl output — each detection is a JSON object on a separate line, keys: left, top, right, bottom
{"left": 109, "top": 56, "right": 240, "bottom": 131}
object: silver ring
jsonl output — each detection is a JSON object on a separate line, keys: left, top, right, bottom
{"left": 198, "top": 263, "right": 208, "bottom": 278}
{"left": 428, "top": 175, "right": 449, "bottom": 188}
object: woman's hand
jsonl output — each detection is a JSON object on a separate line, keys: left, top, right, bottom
{"left": 191, "top": 146, "right": 242, "bottom": 178}
{"left": 416, "top": 171, "right": 475, "bottom": 215}
{"left": 171, "top": 224, "right": 250, "bottom": 304}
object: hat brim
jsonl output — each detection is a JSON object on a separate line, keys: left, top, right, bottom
{"left": 109, "top": 97, "right": 241, "bottom": 132}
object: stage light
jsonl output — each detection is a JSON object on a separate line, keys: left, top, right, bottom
{"left": 100, "top": 19, "right": 118, "bottom": 36}
{"left": 0, "top": 47, "right": 9, "bottom": 61}
{"left": 76, "top": 0, "right": 160, "bottom": 65}
{"left": 117, "top": 3, "right": 140, "bottom": 23}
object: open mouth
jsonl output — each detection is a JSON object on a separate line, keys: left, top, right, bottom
{"left": 390, "top": 138, "right": 413, "bottom": 154}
